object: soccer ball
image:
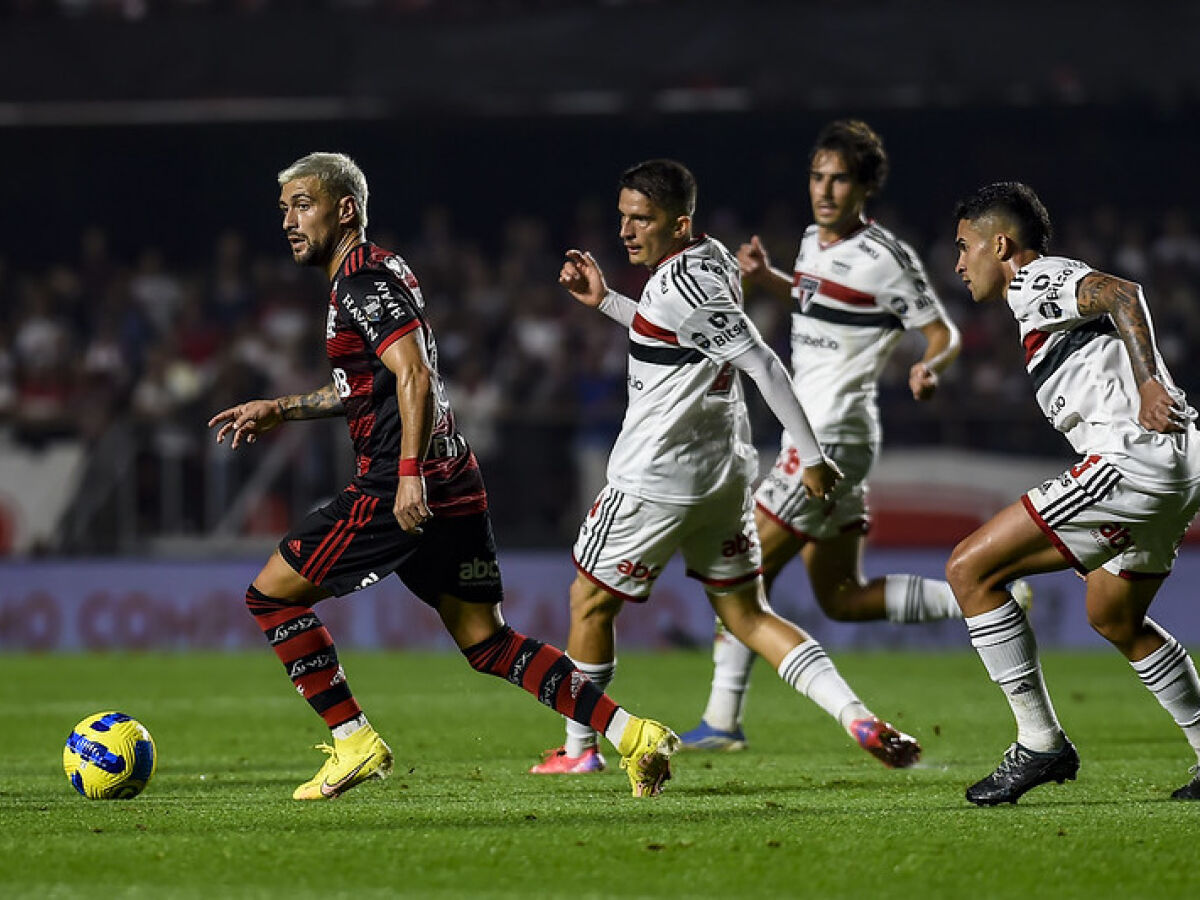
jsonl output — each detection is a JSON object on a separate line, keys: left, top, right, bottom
{"left": 63, "top": 711, "right": 157, "bottom": 800}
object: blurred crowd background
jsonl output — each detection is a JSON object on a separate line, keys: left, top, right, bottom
{"left": 2, "top": 0, "right": 1198, "bottom": 555}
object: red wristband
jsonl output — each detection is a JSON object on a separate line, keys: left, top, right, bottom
{"left": 398, "top": 458, "right": 421, "bottom": 477}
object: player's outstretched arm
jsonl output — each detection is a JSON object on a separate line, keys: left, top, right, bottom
{"left": 736, "top": 235, "right": 792, "bottom": 301}
{"left": 1077, "top": 272, "right": 1191, "bottom": 433}
{"left": 559, "top": 249, "right": 608, "bottom": 307}
{"left": 207, "top": 382, "right": 344, "bottom": 449}
{"left": 560, "top": 249, "right": 637, "bottom": 325}
{"left": 909, "top": 318, "right": 962, "bottom": 401}
{"left": 728, "top": 341, "right": 842, "bottom": 499}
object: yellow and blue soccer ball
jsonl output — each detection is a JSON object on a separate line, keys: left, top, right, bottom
{"left": 63, "top": 711, "right": 156, "bottom": 800}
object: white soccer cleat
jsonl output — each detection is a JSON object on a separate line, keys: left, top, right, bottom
{"left": 1010, "top": 579, "right": 1034, "bottom": 614}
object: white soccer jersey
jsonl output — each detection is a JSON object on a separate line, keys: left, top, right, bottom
{"left": 605, "top": 235, "right": 761, "bottom": 503}
{"left": 1008, "top": 255, "right": 1200, "bottom": 490}
{"left": 787, "top": 221, "right": 947, "bottom": 445}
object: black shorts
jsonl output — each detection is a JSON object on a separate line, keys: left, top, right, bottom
{"left": 278, "top": 487, "right": 503, "bottom": 606}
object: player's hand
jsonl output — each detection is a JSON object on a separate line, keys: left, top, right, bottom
{"left": 559, "top": 249, "right": 608, "bottom": 307}
{"left": 736, "top": 235, "right": 771, "bottom": 283}
{"left": 909, "top": 361, "right": 940, "bottom": 401}
{"left": 1138, "top": 379, "right": 1193, "bottom": 433}
{"left": 207, "top": 399, "right": 283, "bottom": 449}
{"left": 801, "top": 458, "right": 843, "bottom": 501}
{"left": 393, "top": 475, "right": 432, "bottom": 534}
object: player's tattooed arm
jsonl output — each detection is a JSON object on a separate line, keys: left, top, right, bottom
{"left": 1077, "top": 271, "right": 1187, "bottom": 433}
{"left": 277, "top": 381, "right": 345, "bottom": 420}
{"left": 1077, "top": 273, "right": 1159, "bottom": 386}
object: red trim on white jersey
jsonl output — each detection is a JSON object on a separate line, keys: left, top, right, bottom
{"left": 816, "top": 220, "right": 871, "bottom": 251}
{"left": 571, "top": 554, "right": 648, "bottom": 603}
{"left": 1023, "top": 329, "right": 1050, "bottom": 366}
{"left": 632, "top": 312, "right": 679, "bottom": 344}
{"left": 685, "top": 567, "right": 763, "bottom": 589}
{"left": 795, "top": 272, "right": 876, "bottom": 307}
{"left": 652, "top": 234, "right": 707, "bottom": 271}
{"left": 1021, "top": 494, "right": 1088, "bottom": 575}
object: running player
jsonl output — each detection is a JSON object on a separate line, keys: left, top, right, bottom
{"left": 949, "top": 181, "right": 1200, "bottom": 804}
{"left": 682, "top": 120, "right": 981, "bottom": 751}
{"left": 208, "top": 152, "right": 675, "bottom": 800}
{"left": 530, "top": 158, "right": 920, "bottom": 780}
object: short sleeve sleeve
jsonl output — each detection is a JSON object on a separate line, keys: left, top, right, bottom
{"left": 676, "top": 282, "right": 762, "bottom": 363}
{"left": 338, "top": 272, "right": 422, "bottom": 356}
{"left": 876, "top": 240, "right": 947, "bottom": 330}
{"left": 1008, "top": 258, "right": 1095, "bottom": 333}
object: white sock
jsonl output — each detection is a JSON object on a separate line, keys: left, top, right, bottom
{"left": 603, "top": 708, "right": 632, "bottom": 752}
{"left": 331, "top": 714, "right": 368, "bottom": 741}
{"left": 884, "top": 574, "right": 962, "bottom": 623}
{"left": 777, "top": 639, "right": 870, "bottom": 730}
{"left": 564, "top": 658, "right": 615, "bottom": 756}
{"left": 1130, "top": 622, "right": 1200, "bottom": 764}
{"left": 701, "top": 619, "right": 755, "bottom": 732}
{"left": 966, "top": 598, "right": 1063, "bottom": 752}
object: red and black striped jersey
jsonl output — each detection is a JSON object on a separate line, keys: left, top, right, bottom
{"left": 326, "top": 242, "right": 486, "bottom": 515}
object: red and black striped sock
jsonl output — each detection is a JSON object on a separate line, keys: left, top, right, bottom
{"left": 245, "top": 585, "right": 362, "bottom": 729}
{"left": 463, "top": 625, "right": 619, "bottom": 734}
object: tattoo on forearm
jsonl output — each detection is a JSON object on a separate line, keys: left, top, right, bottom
{"left": 1078, "top": 273, "right": 1158, "bottom": 386}
{"left": 278, "top": 382, "right": 345, "bottom": 420}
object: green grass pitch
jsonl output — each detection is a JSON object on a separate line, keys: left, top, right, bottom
{"left": 2, "top": 649, "right": 1196, "bottom": 899}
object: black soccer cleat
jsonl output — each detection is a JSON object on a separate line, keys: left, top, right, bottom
{"left": 1170, "top": 770, "right": 1200, "bottom": 800}
{"left": 966, "top": 740, "right": 1080, "bottom": 806}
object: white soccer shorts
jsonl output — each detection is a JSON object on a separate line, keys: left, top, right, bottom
{"left": 1023, "top": 453, "right": 1200, "bottom": 577}
{"left": 572, "top": 481, "right": 762, "bottom": 601}
{"left": 754, "top": 442, "right": 874, "bottom": 541}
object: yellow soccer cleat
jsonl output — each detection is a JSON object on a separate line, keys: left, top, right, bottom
{"left": 292, "top": 726, "right": 394, "bottom": 801}
{"left": 617, "top": 717, "right": 681, "bottom": 798}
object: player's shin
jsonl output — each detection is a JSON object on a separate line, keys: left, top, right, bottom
{"left": 1131, "top": 621, "right": 1200, "bottom": 763}
{"left": 245, "top": 585, "right": 363, "bottom": 730}
{"left": 965, "top": 597, "right": 1064, "bottom": 752}
{"left": 564, "top": 658, "right": 616, "bottom": 755}
{"left": 702, "top": 618, "right": 755, "bottom": 731}
{"left": 776, "top": 638, "right": 870, "bottom": 727}
{"left": 463, "top": 625, "right": 621, "bottom": 737}
{"left": 884, "top": 574, "right": 962, "bottom": 623}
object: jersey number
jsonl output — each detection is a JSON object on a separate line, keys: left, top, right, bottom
{"left": 708, "top": 363, "right": 734, "bottom": 396}
{"left": 332, "top": 368, "right": 351, "bottom": 398}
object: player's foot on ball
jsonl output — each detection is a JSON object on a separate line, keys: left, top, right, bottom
{"left": 850, "top": 717, "right": 921, "bottom": 768}
{"left": 1009, "top": 578, "right": 1034, "bottom": 614}
{"left": 678, "top": 719, "right": 747, "bottom": 752}
{"left": 618, "top": 717, "right": 680, "bottom": 797}
{"left": 528, "top": 745, "right": 606, "bottom": 774}
{"left": 292, "top": 725, "right": 393, "bottom": 800}
{"left": 966, "top": 739, "right": 1079, "bottom": 806}
{"left": 1170, "top": 767, "right": 1200, "bottom": 800}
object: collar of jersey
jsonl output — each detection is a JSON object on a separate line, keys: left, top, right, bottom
{"left": 333, "top": 241, "right": 373, "bottom": 288}
{"left": 816, "top": 219, "right": 872, "bottom": 251}
{"left": 653, "top": 234, "right": 708, "bottom": 271}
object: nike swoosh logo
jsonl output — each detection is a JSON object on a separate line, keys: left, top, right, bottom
{"left": 319, "top": 753, "right": 376, "bottom": 798}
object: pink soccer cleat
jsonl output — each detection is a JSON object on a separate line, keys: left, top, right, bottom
{"left": 529, "top": 745, "right": 607, "bottom": 774}
{"left": 850, "top": 717, "right": 921, "bottom": 769}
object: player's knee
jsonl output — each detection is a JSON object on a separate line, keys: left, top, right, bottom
{"left": 944, "top": 542, "right": 979, "bottom": 599}
{"left": 1086, "top": 606, "right": 1140, "bottom": 650}
{"left": 568, "top": 577, "right": 623, "bottom": 624}
{"left": 815, "top": 597, "right": 859, "bottom": 622}
{"left": 245, "top": 583, "right": 286, "bottom": 615}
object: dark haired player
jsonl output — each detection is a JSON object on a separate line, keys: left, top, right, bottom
{"left": 208, "top": 152, "right": 675, "bottom": 800}
{"left": 681, "top": 120, "right": 981, "bottom": 751}
{"left": 530, "top": 158, "right": 919, "bottom": 778}
{"left": 949, "top": 181, "right": 1200, "bottom": 804}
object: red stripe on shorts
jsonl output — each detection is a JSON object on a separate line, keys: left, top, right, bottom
{"left": 302, "top": 495, "right": 377, "bottom": 584}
